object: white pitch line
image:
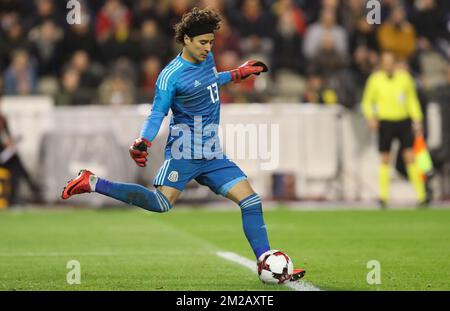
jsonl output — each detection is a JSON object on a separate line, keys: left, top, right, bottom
{"left": 216, "top": 251, "right": 321, "bottom": 291}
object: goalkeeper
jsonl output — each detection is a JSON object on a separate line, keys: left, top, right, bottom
{"left": 62, "top": 7, "right": 304, "bottom": 280}
{"left": 361, "top": 51, "right": 428, "bottom": 207}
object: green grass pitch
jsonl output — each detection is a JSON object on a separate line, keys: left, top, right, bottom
{"left": 1, "top": 206, "right": 449, "bottom": 290}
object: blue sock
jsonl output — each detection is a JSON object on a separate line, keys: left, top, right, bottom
{"left": 95, "top": 178, "right": 172, "bottom": 213}
{"left": 239, "top": 194, "right": 270, "bottom": 259}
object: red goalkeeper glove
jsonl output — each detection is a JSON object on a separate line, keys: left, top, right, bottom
{"left": 129, "top": 137, "right": 152, "bottom": 167}
{"left": 230, "top": 60, "right": 269, "bottom": 83}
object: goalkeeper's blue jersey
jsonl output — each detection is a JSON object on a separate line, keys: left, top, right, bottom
{"left": 151, "top": 52, "right": 231, "bottom": 160}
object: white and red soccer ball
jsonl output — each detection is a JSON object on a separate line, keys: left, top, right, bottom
{"left": 257, "top": 250, "right": 294, "bottom": 284}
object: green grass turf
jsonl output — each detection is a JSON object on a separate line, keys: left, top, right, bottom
{"left": 0, "top": 207, "right": 449, "bottom": 290}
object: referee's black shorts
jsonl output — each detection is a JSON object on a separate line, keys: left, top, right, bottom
{"left": 378, "top": 119, "right": 414, "bottom": 152}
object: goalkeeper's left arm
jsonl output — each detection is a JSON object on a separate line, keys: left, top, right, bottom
{"left": 217, "top": 60, "right": 268, "bottom": 86}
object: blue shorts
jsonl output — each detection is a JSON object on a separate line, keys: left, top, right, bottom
{"left": 153, "top": 158, "right": 247, "bottom": 196}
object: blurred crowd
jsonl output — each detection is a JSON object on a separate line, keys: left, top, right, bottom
{"left": 0, "top": 0, "right": 450, "bottom": 107}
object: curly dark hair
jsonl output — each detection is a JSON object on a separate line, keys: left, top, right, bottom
{"left": 174, "top": 7, "right": 222, "bottom": 44}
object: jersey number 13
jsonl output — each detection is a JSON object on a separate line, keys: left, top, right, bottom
{"left": 207, "top": 82, "right": 219, "bottom": 104}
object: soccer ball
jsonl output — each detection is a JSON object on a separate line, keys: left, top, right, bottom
{"left": 257, "top": 250, "right": 294, "bottom": 284}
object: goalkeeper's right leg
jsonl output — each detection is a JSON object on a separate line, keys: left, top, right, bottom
{"left": 61, "top": 169, "right": 175, "bottom": 213}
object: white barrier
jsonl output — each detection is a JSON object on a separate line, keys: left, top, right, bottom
{"left": 2, "top": 95, "right": 436, "bottom": 204}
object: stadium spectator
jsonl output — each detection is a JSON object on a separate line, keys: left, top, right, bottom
{"left": 28, "top": 19, "right": 63, "bottom": 77}
{"left": 302, "top": 72, "right": 325, "bottom": 103}
{"left": 95, "top": 0, "right": 134, "bottom": 65}
{"left": 0, "top": 19, "right": 29, "bottom": 71}
{"left": 55, "top": 68, "right": 79, "bottom": 106}
{"left": 302, "top": 71, "right": 338, "bottom": 105}
{"left": 55, "top": 68, "right": 92, "bottom": 106}
{"left": 63, "top": 10, "right": 98, "bottom": 62}
{"left": 200, "top": 0, "right": 226, "bottom": 12}
{"left": 430, "top": 63, "right": 450, "bottom": 104}
{"left": 377, "top": 5, "right": 417, "bottom": 62}
{"left": 234, "top": 0, "right": 275, "bottom": 58}
{"left": 0, "top": 0, "right": 449, "bottom": 104}
{"left": 380, "top": 0, "right": 403, "bottom": 22}
{"left": 110, "top": 56, "right": 138, "bottom": 84}
{"left": 136, "top": 18, "right": 171, "bottom": 64}
{"left": 199, "top": 0, "right": 231, "bottom": 26}
{"left": 212, "top": 17, "right": 241, "bottom": 58}
{"left": 132, "top": 0, "right": 163, "bottom": 30}
{"left": 30, "top": 0, "right": 64, "bottom": 28}
{"left": 350, "top": 44, "right": 379, "bottom": 97}
{"left": 163, "top": 0, "right": 193, "bottom": 37}
{"left": 3, "top": 49, "right": 37, "bottom": 95}
{"left": 323, "top": 0, "right": 340, "bottom": 10}
{"left": 0, "top": 112, "right": 41, "bottom": 205}
{"left": 270, "top": 0, "right": 307, "bottom": 76}
{"left": 0, "top": 0, "right": 28, "bottom": 20}
{"left": 271, "top": 0, "right": 307, "bottom": 37}
{"left": 303, "top": 8, "right": 348, "bottom": 60}
{"left": 302, "top": 0, "right": 340, "bottom": 24}
{"left": 98, "top": 74, "right": 135, "bottom": 106}
{"left": 340, "top": 0, "right": 378, "bottom": 52}
{"left": 411, "top": 0, "right": 450, "bottom": 60}
{"left": 138, "top": 55, "right": 161, "bottom": 102}
{"left": 66, "top": 50, "right": 103, "bottom": 89}
{"left": 361, "top": 51, "right": 428, "bottom": 208}
{"left": 95, "top": 0, "right": 132, "bottom": 41}
{"left": 308, "top": 31, "right": 349, "bottom": 75}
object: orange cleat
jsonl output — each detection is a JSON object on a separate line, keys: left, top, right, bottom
{"left": 61, "top": 170, "right": 94, "bottom": 200}
{"left": 291, "top": 268, "right": 306, "bottom": 281}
